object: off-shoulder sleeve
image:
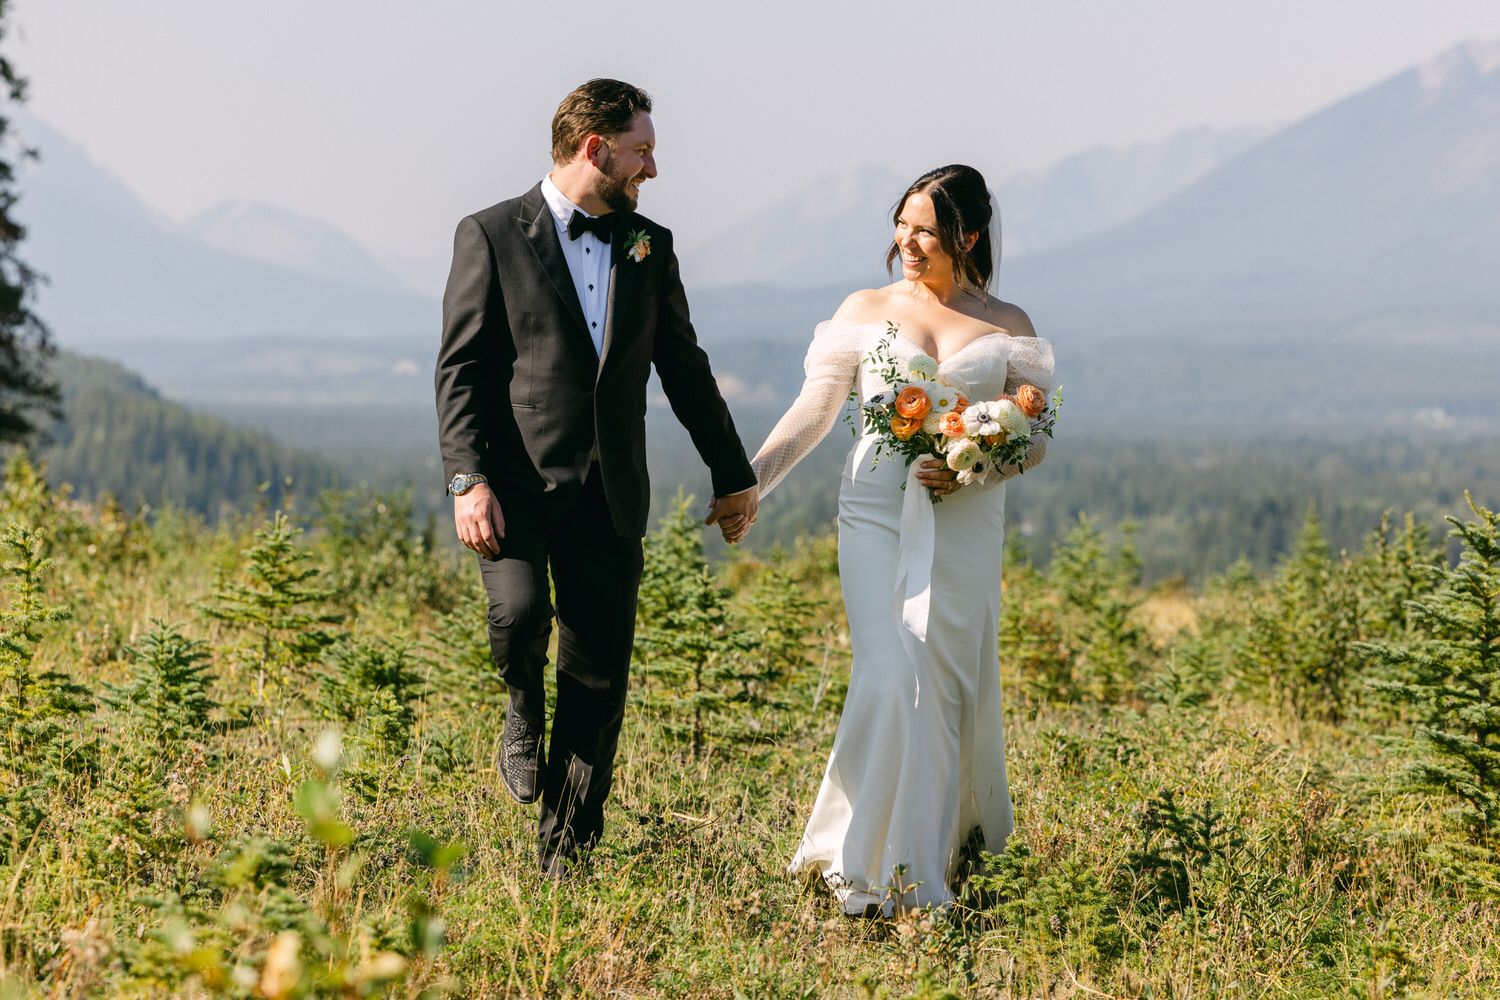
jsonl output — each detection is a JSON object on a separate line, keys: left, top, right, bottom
{"left": 750, "top": 322, "right": 864, "bottom": 500}
{"left": 986, "top": 337, "right": 1057, "bottom": 486}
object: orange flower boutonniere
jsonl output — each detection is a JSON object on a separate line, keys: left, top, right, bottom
{"left": 626, "top": 228, "right": 651, "bottom": 262}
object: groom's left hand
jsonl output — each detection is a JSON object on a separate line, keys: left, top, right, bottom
{"left": 705, "top": 487, "right": 759, "bottom": 544}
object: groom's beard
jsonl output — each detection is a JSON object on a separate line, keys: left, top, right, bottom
{"left": 596, "top": 159, "right": 641, "bottom": 214}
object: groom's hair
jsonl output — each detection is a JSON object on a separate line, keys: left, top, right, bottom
{"left": 551, "top": 79, "right": 654, "bottom": 165}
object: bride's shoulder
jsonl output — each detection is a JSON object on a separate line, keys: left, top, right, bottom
{"left": 983, "top": 297, "right": 1039, "bottom": 339}
{"left": 830, "top": 285, "right": 901, "bottom": 325}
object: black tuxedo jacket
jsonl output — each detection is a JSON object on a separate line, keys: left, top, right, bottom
{"left": 435, "top": 183, "right": 756, "bottom": 538}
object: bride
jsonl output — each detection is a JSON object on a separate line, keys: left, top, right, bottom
{"left": 747, "top": 164, "right": 1054, "bottom": 916}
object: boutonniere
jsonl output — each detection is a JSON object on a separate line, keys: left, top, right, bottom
{"left": 625, "top": 228, "right": 651, "bottom": 262}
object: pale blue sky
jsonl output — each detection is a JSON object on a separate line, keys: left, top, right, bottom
{"left": 11, "top": 0, "right": 1500, "bottom": 270}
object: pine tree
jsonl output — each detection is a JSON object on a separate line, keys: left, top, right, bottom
{"left": 730, "top": 559, "right": 825, "bottom": 734}
{"left": 0, "top": 522, "right": 86, "bottom": 860}
{"left": 1360, "top": 494, "right": 1500, "bottom": 836}
{"left": 316, "top": 635, "right": 425, "bottom": 759}
{"left": 1244, "top": 505, "right": 1359, "bottom": 720}
{"left": 997, "top": 546, "right": 1073, "bottom": 704}
{"left": 1045, "top": 515, "right": 1147, "bottom": 702}
{"left": 199, "top": 511, "right": 342, "bottom": 692}
{"left": 0, "top": 0, "right": 57, "bottom": 444}
{"left": 103, "top": 620, "right": 218, "bottom": 747}
{"left": 1352, "top": 510, "right": 1445, "bottom": 642}
{"left": 634, "top": 492, "right": 756, "bottom": 757}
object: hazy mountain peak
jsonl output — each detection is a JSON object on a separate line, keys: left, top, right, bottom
{"left": 683, "top": 165, "right": 907, "bottom": 289}
{"left": 783, "top": 165, "right": 905, "bottom": 222}
{"left": 11, "top": 108, "right": 172, "bottom": 230}
{"left": 682, "top": 125, "right": 1274, "bottom": 288}
{"left": 999, "top": 38, "right": 1500, "bottom": 323}
{"left": 994, "top": 121, "right": 1276, "bottom": 258}
{"left": 12, "top": 112, "right": 436, "bottom": 345}
{"left": 1418, "top": 39, "right": 1500, "bottom": 91}
{"left": 181, "top": 200, "right": 405, "bottom": 292}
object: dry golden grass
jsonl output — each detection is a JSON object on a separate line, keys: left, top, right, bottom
{"left": 3, "top": 468, "right": 1499, "bottom": 998}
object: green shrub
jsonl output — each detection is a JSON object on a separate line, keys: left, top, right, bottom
{"left": 314, "top": 485, "right": 454, "bottom": 622}
{"left": 972, "top": 838, "right": 1124, "bottom": 964}
{"left": 1115, "top": 788, "right": 1247, "bottom": 925}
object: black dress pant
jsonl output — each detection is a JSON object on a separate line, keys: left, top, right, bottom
{"left": 477, "top": 464, "right": 643, "bottom": 869}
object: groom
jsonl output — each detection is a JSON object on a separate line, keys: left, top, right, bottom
{"left": 434, "top": 79, "right": 760, "bottom": 873}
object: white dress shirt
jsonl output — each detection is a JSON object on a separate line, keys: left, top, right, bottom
{"left": 537, "top": 175, "right": 754, "bottom": 499}
{"left": 540, "top": 175, "right": 610, "bottom": 357}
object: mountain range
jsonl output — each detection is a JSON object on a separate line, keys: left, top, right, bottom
{"left": 12, "top": 112, "right": 434, "bottom": 347}
{"left": 682, "top": 123, "right": 1275, "bottom": 289}
{"left": 11, "top": 107, "right": 1282, "bottom": 350}
{"left": 1003, "top": 39, "right": 1500, "bottom": 331}
{"left": 9, "top": 41, "right": 1500, "bottom": 437}
{"left": 179, "top": 199, "right": 407, "bottom": 292}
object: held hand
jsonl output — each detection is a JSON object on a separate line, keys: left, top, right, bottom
{"left": 917, "top": 457, "right": 960, "bottom": 497}
{"left": 454, "top": 482, "right": 505, "bottom": 558}
{"left": 705, "top": 487, "right": 759, "bottom": 544}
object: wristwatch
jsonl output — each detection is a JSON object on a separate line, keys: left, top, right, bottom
{"left": 448, "top": 473, "right": 488, "bottom": 496}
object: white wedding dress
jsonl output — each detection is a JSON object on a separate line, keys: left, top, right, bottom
{"left": 751, "top": 320, "right": 1054, "bottom": 915}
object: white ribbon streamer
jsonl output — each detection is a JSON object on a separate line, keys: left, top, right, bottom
{"left": 892, "top": 460, "right": 937, "bottom": 644}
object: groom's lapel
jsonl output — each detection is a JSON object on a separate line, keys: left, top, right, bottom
{"left": 597, "top": 214, "right": 637, "bottom": 375}
{"left": 517, "top": 189, "right": 588, "bottom": 338}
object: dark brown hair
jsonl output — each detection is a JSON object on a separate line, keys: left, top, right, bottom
{"left": 550, "top": 79, "right": 653, "bottom": 165}
{"left": 885, "top": 164, "right": 996, "bottom": 293}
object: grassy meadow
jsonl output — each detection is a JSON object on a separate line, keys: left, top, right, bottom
{"left": 2, "top": 451, "right": 1500, "bottom": 999}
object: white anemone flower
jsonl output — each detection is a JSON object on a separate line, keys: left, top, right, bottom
{"left": 907, "top": 354, "right": 939, "bottom": 380}
{"left": 957, "top": 462, "right": 990, "bottom": 488}
{"left": 963, "top": 400, "right": 1004, "bottom": 438}
{"left": 946, "top": 437, "right": 982, "bottom": 472}
{"left": 995, "top": 399, "right": 1030, "bottom": 439}
{"left": 926, "top": 384, "right": 961, "bottom": 415}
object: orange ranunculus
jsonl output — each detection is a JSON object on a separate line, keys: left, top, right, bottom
{"left": 995, "top": 392, "right": 1015, "bottom": 404}
{"left": 939, "top": 411, "right": 967, "bottom": 438}
{"left": 889, "top": 414, "right": 921, "bottom": 440}
{"left": 895, "top": 386, "right": 932, "bottom": 420}
{"left": 983, "top": 433, "right": 1004, "bottom": 447}
{"left": 1014, "top": 384, "right": 1046, "bottom": 419}
{"left": 952, "top": 393, "right": 970, "bottom": 415}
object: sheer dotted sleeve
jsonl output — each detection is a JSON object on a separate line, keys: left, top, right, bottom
{"left": 750, "top": 322, "right": 866, "bottom": 501}
{"left": 991, "top": 336, "right": 1056, "bottom": 482}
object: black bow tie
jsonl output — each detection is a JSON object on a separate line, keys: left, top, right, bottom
{"left": 567, "top": 210, "right": 612, "bottom": 243}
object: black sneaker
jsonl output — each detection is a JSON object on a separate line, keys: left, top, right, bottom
{"left": 498, "top": 703, "right": 545, "bottom": 804}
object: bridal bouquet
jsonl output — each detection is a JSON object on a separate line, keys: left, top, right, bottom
{"left": 856, "top": 323, "right": 1061, "bottom": 497}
